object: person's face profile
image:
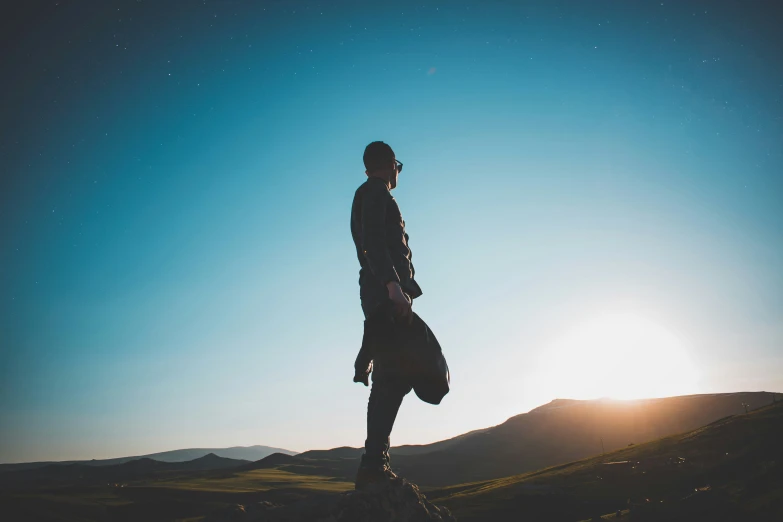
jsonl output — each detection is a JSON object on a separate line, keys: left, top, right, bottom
{"left": 390, "top": 157, "right": 398, "bottom": 189}
{"left": 365, "top": 155, "right": 399, "bottom": 189}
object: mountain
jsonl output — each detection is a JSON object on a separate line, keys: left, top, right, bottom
{"left": 0, "top": 453, "right": 253, "bottom": 488}
{"left": 175, "top": 452, "right": 249, "bottom": 471}
{"left": 391, "top": 426, "right": 493, "bottom": 456}
{"left": 431, "top": 401, "right": 783, "bottom": 521}
{"left": 297, "top": 427, "right": 493, "bottom": 459}
{"left": 295, "top": 446, "right": 364, "bottom": 460}
{"left": 138, "top": 445, "right": 295, "bottom": 463}
{"left": 300, "top": 392, "right": 778, "bottom": 486}
{"left": 241, "top": 452, "right": 300, "bottom": 470}
{"left": 0, "top": 444, "right": 294, "bottom": 472}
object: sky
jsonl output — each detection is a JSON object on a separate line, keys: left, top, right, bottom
{"left": 1, "top": 0, "right": 781, "bottom": 464}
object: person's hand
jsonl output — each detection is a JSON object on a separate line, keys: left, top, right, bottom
{"left": 387, "top": 281, "right": 412, "bottom": 324}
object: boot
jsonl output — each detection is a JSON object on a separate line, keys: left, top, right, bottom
{"left": 382, "top": 449, "right": 397, "bottom": 479}
{"left": 354, "top": 454, "right": 397, "bottom": 490}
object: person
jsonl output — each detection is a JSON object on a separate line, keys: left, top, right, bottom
{"left": 350, "top": 141, "right": 423, "bottom": 489}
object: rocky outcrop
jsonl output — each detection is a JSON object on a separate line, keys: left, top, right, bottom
{"left": 204, "top": 478, "right": 456, "bottom": 522}
{"left": 324, "top": 478, "right": 456, "bottom": 522}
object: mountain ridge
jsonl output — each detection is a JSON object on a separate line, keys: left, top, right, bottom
{"left": 298, "top": 391, "right": 779, "bottom": 486}
{"left": 431, "top": 401, "right": 783, "bottom": 521}
{"left": 0, "top": 444, "right": 294, "bottom": 472}
{"left": 4, "top": 392, "right": 777, "bottom": 486}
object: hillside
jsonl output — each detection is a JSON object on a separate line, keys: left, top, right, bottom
{"left": 302, "top": 392, "right": 777, "bottom": 486}
{"left": 431, "top": 402, "right": 783, "bottom": 521}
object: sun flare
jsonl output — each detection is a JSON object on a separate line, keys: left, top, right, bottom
{"left": 533, "top": 312, "right": 700, "bottom": 401}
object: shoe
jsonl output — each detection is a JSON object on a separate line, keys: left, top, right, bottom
{"left": 354, "top": 459, "right": 397, "bottom": 490}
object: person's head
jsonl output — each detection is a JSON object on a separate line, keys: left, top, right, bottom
{"left": 363, "top": 141, "right": 403, "bottom": 190}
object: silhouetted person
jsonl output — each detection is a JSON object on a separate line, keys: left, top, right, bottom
{"left": 350, "top": 141, "right": 423, "bottom": 489}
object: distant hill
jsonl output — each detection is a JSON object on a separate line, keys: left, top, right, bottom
{"left": 432, "top": 401, "right": 783, "bottom": 521}
{"left": 389, "top": 426, "right": 493, "bottom": 457}
{"left": 137, "top": 445, "right": 295, "bottom": 463}
{"left": 300, "top": 392, "right": 778, "bottom": 486}
{"left": 241, "top": 452, "right": 299, "bottom": 470}
{"left": 0, "top": 444, "right": 294, "bottom": 472}
{"left": 0, "top": 452, "right": 251, "bottom": 487}
{"left": 296, "top": 446, "right": 364, "bottom": 460}
{"left": 176, "top": 452, "right": 250, "bottom": 471}
{"left": 296, "top": 428, "right": 493, "bottom": 460}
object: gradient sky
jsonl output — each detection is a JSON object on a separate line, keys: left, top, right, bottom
{"left": 1, "top": 0, "right": 781, "bottom": 464}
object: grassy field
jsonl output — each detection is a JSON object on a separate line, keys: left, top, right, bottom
{"left": 1, "top": 467, "right": 353, "bottom": 521}
{"left": 144, "top": 468, "right": 353, "bottom": 493}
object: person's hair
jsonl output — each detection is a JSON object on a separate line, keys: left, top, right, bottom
{"left": 363, "top": 141, "right": 395, "bottom": 172}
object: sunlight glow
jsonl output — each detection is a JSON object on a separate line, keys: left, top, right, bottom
{"left": 532, "top": 312, "right": 701, "bottom": 400}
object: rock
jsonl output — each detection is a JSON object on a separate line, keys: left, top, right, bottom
{"left": 205, "top": 478, "right": 456, "bottom": 522}
{"left": 204, "top": 500, "right": 282, "bottom": 522}
{"left": 205, "top": 503, "right": 247, "bottom": 522}
{"left": 322, "top": 477, "right": 457, "bottom": 522}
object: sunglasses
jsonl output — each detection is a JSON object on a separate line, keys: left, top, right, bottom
{"left": 395, "top": 159, "right": 403, "bottom": 173}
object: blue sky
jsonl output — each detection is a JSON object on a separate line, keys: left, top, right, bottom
{"left": 1, "top": 0, "right": 781, "bottom": 463}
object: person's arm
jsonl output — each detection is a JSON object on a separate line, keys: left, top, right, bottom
{"left": 360, "top": 184, "right": 399, "bottom": 287}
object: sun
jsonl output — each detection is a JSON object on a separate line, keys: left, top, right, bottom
{"left": 532, "top": 312, "right": 700, "bottom": 401}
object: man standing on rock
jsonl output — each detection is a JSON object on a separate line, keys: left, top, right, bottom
{"left": 350, "top": 141, "right": 423, "bottom": 489}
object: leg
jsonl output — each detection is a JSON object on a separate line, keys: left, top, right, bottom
{"left": 355, "top": 373, "right": 412, "bottom": 489}
{"left": 364, "top": 374, "right": 412, "bottom": 467}
{"left": 355, "top": 299, "right": 412, "bottom": 489}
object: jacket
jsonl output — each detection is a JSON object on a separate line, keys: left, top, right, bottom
{"left": 355, "top": 300, "right": 451, "bottom": 405}
{"left": 350, "top": 176, "right": 423, "bottom": 313}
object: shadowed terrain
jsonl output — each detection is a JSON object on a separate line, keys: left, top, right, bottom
{"left": 1, "top": 393, "right": 781, "bottom": 521}
{"left": 431, "top": 401, "right": 783, "bottom": 521}
{"left": 301, "top": 392, "right": 776, "bottom": 486}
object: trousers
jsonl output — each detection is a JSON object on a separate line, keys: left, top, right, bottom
{"left": 361, "top": 298, "right": 413, "bottom": 466}
{"left": 364, "top": 371, "right": 412, "bottom": 465}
